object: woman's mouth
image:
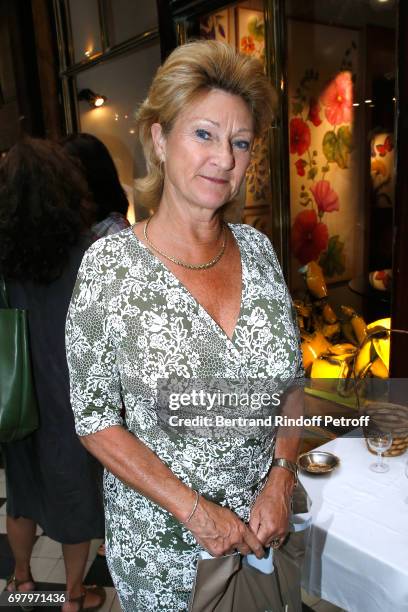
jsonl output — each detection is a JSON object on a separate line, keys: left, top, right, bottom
{"left": 200, "top": 175, "right": 229, "bottom": 185}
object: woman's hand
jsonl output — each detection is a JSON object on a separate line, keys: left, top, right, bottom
{"left": 248, "top": 469, "right": 295, "bottom": 548}
{"left": 186, "top": 496, "right": 265, "bottom": 558}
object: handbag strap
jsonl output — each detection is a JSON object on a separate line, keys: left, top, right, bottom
{"left": 0, "top": 275, "right": 9, "bottom": 308}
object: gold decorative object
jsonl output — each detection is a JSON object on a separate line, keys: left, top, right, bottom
{"left": 310, "top": 355, "right": 350, "bottom": 379}
{"left": 304, "top": 261, "right": 328, "bottom": 299}
{"left": 341, "top": 306, "right": 367, "bottom": 346}
{"left": 295, "top": 258, "right": 394, "bottom": 385}
{"left": 301, "top": 331, "right": 331, "bottom": 371}
{"left": 354, "top": 318, "right": 390, "bottom": 379}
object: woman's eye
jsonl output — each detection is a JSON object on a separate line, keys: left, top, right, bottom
{"left": 195, "top": 129, "right": 211, "bottom": 140}
{"left": 233, "top": 140, "right": 250, "bottom": 151}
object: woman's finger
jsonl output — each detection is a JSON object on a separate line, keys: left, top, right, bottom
{"left": 243, "top": 526, "right": 265, "bottom": 558}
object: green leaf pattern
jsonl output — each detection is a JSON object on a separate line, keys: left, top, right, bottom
{"left": 319, "top": 235, "right": 346, "bottom": 277}
{"left": 323, "top": 127, "right": 353, "bottom": 169}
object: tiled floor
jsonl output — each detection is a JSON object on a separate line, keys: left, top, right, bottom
{"left": 0, "top": 467, "right": 346, "bottom": 611}
{"left": 0, "top": 466, "right": 117, "bottom": 611}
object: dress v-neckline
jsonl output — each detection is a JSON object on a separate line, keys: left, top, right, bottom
{"left": 129, "top": 224, "right": 245, "bottom": 345}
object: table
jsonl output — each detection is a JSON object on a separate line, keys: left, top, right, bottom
{"left": 299, "top": 436, "right": 408, "bottom": 612}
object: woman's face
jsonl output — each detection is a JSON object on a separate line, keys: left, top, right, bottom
{"left": 152, "top": 89, "right": 255, "bottom": 213}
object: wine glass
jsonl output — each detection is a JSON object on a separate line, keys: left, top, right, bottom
{"left": 366, "top": 431, "right": 393, "bottom": 473}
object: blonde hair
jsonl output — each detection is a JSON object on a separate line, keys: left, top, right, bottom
{"left": 135, "top": 40, "right": 277, "bottom": 210}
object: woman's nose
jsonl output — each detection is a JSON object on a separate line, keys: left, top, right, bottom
{"left": 213, "top": 141, "right": 235, "bottom": 170}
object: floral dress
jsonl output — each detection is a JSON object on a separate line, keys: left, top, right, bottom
{"left": 65, "top": 224, "right": 303, "bottom": 612}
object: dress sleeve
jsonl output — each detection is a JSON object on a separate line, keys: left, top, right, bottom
{"left": 65, "top": 242, "right": 123, "bottom": 436}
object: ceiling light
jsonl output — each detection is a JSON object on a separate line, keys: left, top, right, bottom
{"left": 369, "top": 0, "right": 394, "bottom": 9}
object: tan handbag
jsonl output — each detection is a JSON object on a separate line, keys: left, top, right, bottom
{"left": 189, "top": 482, "right": 311, "bottom": 612}
{"left": 189, "top": 552, "right": 284, "bottom": 612}
{"left": 274, "top": 482, "right": 312, "bottom": 612}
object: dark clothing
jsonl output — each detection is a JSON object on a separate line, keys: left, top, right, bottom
{"left": 2, "top": 235, "right": 104, "bottom": 544}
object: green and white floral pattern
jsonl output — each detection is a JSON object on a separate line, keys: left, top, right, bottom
{"left": 66, "top": 224, "right": 303, "bottom": 611}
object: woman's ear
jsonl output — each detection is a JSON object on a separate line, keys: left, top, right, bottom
{"left": 151, "top": 123, "right": 166, "bottom": 163}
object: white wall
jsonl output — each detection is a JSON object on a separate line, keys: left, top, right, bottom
{"left": 77, "top": 42, "right": 161, "bottom": 221}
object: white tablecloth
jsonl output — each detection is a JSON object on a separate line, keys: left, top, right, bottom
{"left": 300, "top": 436, "right": 408, "bottom": 612}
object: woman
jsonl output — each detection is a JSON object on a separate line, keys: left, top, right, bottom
{"left": 0, "top": 138, "right": 105, "bottom": 612}
{"left": 66, "top": 41, "right": 304, "bottom": 611}
{"left": 61, "top": 133, "right": 130, "bottom": 239}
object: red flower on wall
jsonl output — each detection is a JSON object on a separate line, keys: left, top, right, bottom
{"left": 295, "top": 159, "right": 307, "bottom": 177}
{"left": 241, "top": 36, "right": 255, "bottom": 54}
{"left": 290, "top": 118, "right": 311, "bottom": 156}
{"left": 308, "top": 97, "right": 322, "bottom": 127}
{"left": 291, "top": 209, "right": 329, "bottom": 265}
{"left": 311, "top": 180, "right": 339, "bottom": 213}
{"left": 321, "top": 72, "right": 353, "bottom": 126}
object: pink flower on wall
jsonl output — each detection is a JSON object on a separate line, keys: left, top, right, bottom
{"left": 320, "top": 71, "right": 353, "bottom": 126}
{"left": 290, "top": 118, "right": 311, "bottom": 156}
{"left": 307, "top": 97, "right": 322, "bottom": 127}
{"left": 311, "top": 180, "right": 339, "bottom": 213}
{"left": 291, "top": 209, "right": 329, "bottom": 265}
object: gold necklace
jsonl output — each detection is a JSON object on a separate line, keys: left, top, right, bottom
{"left": 143, "top": 216, "right": 227, "bottom": 270}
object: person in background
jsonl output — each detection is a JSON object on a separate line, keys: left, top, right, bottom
{"left": 0, "top": 138, "right": 106, "bottom": 612}
{"left": 62, "top": 133, "right": 130, "bottom": 559}
{"left": 62, "top": 133, "right": 130, "bottom": 239}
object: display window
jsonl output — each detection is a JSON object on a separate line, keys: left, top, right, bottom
{"left": 157, "top": 0, "right": 403, "bottom": 381}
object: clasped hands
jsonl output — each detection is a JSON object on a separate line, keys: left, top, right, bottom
{"left": 187, "top": 476, "right": 293, "bottom": 559}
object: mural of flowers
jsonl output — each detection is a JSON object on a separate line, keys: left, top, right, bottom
{"left": 288, "top": 30, "right": 358, "bottom": 280}
{"left": 237, "top": 9, "right": 265, "bottom": 62}
{"left": 287, "top": 21, "right": 364, "bottom": 287}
